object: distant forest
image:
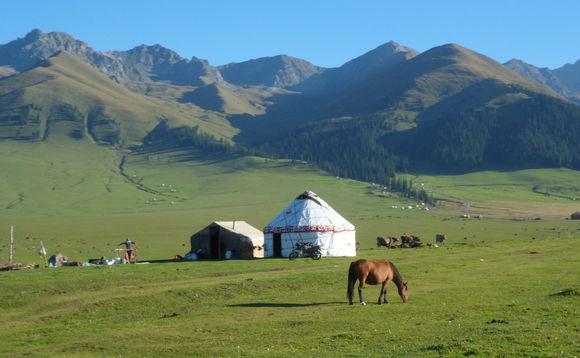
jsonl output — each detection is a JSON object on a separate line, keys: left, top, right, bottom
{"left": 396, "top": 94, "right": 580, "bottom": 169}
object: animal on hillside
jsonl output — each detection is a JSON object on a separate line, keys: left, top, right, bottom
{"left": 400, "top": 234, "right": 423, "bottom": 248}
{"left": 435, "top": 234, "right": 447, "bottom": 244}
{"left": 376, "top": 236, "right": 399, "bottom": 249}
{"left": 347, "top": 259, "right": 409, "bottom": 305}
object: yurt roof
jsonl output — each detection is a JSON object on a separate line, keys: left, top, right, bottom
{"left": 213, "top": 221, "right": 264, "bottom": 238}
{"left": 264, "top": 191, "right": 355, "bottom": 234}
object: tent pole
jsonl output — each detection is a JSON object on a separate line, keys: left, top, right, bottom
{"left": 9, "top": 226, "right": 14, "bottom": 264}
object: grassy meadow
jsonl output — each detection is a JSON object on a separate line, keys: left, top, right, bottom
{"left": 0, "top": 139, "right": 579, "bottom": 356}
{"left": 1, "top": 239, "right": 578, "bottom": 356}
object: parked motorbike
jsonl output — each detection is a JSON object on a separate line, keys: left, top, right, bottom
{"left": 289, "top": 241, "right": 322, "bottom": 260}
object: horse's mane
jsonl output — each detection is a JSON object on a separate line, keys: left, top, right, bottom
{"left": 389, "top": 261, "right": 405, "bottom": 288}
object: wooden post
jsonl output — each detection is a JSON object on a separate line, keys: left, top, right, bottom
{"left": 9, "top": 226, "right": 14, "bottom": 264}
{"left": 40, "top": 241, "right": 48, "bottom": 266}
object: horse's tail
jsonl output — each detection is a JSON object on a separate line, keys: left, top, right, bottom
{"left": 347, "top": 261, "right": 357, "bottom": 303}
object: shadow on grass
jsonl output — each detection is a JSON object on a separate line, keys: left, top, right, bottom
{"left": 228, "top": 302, "right": 344, "bottom": 308}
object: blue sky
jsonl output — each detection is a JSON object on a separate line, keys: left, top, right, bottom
{"left": 0, "top": 0, "right": 578, "bottom": 69}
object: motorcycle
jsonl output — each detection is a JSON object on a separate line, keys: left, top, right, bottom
{"left": 289, "top": 241, "right": 322, "bottom": 260}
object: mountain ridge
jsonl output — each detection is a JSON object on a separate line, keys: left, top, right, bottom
{"left": 0, "top": 29, "right": 579, "bottom": 180}
{"left": 505, "top": 58, "right": 580, "bottom": 104}
{"left": 0, "top": 51, "right": 236, "bottom": 145}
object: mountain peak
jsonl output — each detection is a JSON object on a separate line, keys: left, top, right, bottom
{"left": 24, "top": 28, "right": 44, "bottom": 40}
{"left": 505, "top": 58, "right": 525, "bottom": 65}
{"left": 344, "top": 40, "right": 418, "bottom": 67}
{"left": 504, "top": 58, "right": 572, "bottom": 98}
{"left": 371, "top": 40, "right": 418, "bottom": 56}
{"left": 433, "top": 43, "right": 471, "bottom": 54}
{"left": 326, "top": 40, "right": 418, "bottom": 79}
{"left": 218, "top": 54, "right": 325, "bottom": 87}
{"left": 418, "top": 43, "right": 492, "bottom": 63}
{"left": 0, "top": 29, "right": 99, "bottom": 73}
{"left": 294, "top": 40, "right": 419, "bottom": 94}
{"left": 553, "top": 59, "right": 580, "bottom": 95}
{"left": 381, "top": 40, "right": 410, "bottom": 52}
{"left": 126, "top": 43, "right": 182, "bottom": 58}
{"left": 16, "top": 29, "right": 79, "bottom": 46}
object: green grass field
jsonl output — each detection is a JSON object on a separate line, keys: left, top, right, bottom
{"left": 1, "top": 239, "right": 578, "bottom": 356}
{"left": 1, "top": 140, "right": 579, "bottom": 356}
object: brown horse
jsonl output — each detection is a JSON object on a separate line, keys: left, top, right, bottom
{"left": 347, "top": 259, "right": 409, "bottom": 305}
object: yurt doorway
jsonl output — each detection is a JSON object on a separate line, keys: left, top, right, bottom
{"left": 210, "top": 225, "right": 221, "bottom": 259}
{"left": 273, "top": 233, "right": 282, "bottom": 257}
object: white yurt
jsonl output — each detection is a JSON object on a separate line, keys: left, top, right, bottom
{"left": 263, "top": 191, "right": 356, "bottom": 257}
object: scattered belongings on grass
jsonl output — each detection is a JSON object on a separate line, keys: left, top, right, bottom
{"left": 0, "top": 263, "right": 38, "bottom": 271}
{"left": 48, "top": 253, "right": 68, "bottom": 267}
{"left": 84, "top": 256, "right": 122, "bottom": 266}
{"left": 461, "top": 214, "right": 482, "bottom": 219}
{"left": 183, "top": 251, "right": 200, "bottom": 261}
{"left": 47, "top": 253, "right": 82, "bottom": 267}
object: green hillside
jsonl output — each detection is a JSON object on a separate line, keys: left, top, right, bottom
{"left": 180, "top": 82, "right": 268, "bottom": 115}
{"left": 0, "top": 52, "right": 236, "bottom": 145}
{"left": 249, "top": 46, "right": 580, "bottom": 181}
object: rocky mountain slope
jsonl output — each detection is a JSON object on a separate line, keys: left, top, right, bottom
{"left": 505, "top": 59, "right": 580, "bottom": 104}
{"left": 219, "top": 55, "right": 325, "bottom": 87}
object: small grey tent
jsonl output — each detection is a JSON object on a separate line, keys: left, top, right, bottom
{"left": 189, "top": 221, "right": 264, "bottom": 259}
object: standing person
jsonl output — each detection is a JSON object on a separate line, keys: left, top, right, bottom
{"left": 119, "top": 238, "right": 137, "bottom": 263}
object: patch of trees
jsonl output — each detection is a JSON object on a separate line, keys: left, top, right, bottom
{"left": 395, "top": 94, "right": 580, "bottom": 170}
{"left": 258, "top": 116, "right": 398, "bottom": 181}
{"left": 386, "top": 176, "right": 434, "bottom": 205}
{"left": 255, "top": 116, "right": 436, "bottom": 204}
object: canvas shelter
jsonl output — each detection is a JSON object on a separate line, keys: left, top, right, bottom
{"left": 571, "top": 211, "right": 580, "bottom": 220}
{"left": 189, "top": 221, "right": 264, "bottom": 259}
{"left": 263, "top": 191, "right": 356, "bottom": 257}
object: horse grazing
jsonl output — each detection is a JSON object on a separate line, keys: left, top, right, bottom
{"left": 347, "top": 259, "right": 409, "bottom": 305}
{"left": 376, "top": 236, "right": 398, "bottom": 248}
